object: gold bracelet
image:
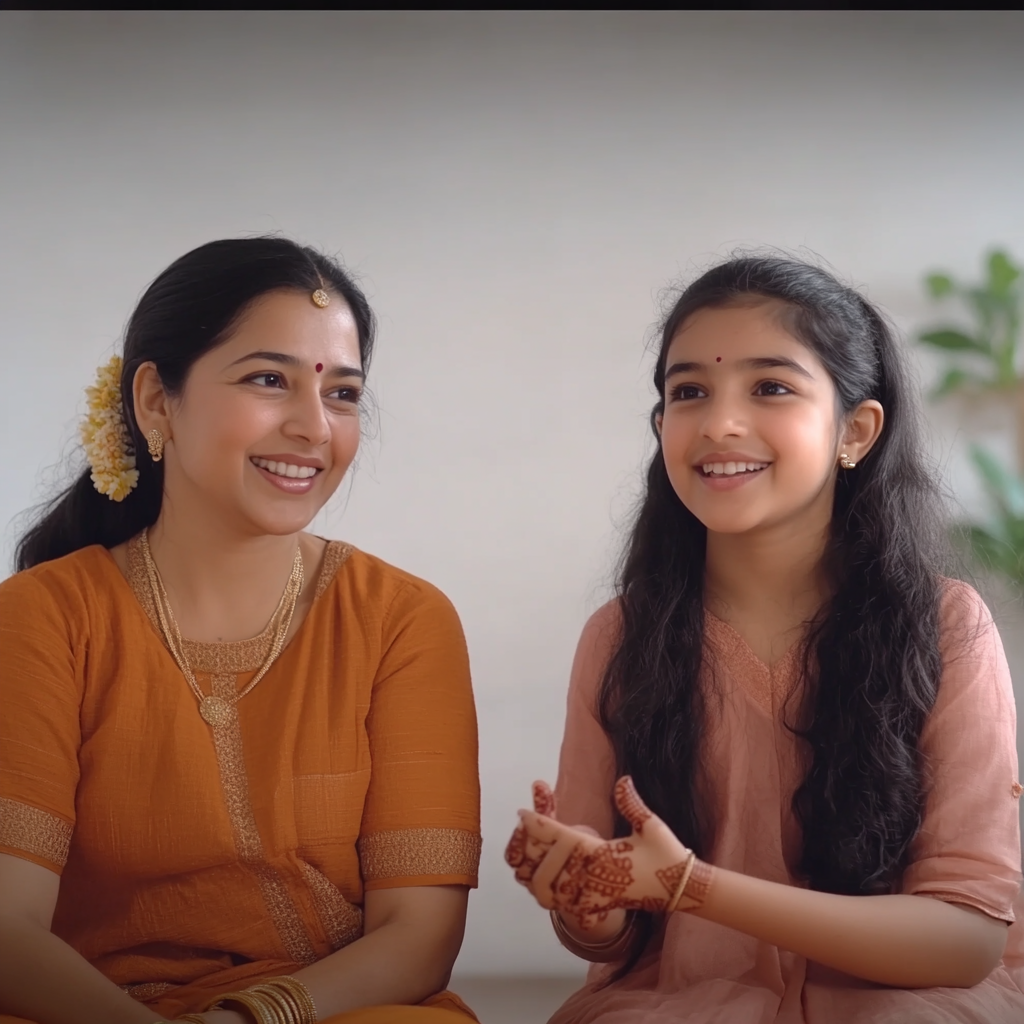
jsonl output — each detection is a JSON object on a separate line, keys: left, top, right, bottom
{"left": 246, "top": 984, "right": 299, "bottom": 1024}
{"left": 212, "top": 989, "right": 277, "bottom": 1024}
{"left": 264, "top": 976, "right": 318, "bottom": 1024}
{"left": 665, "top": 851, "right": 697, "bottom": 914}
{"left": 550, "top": 909, "right": 638, "bottom": 963}
{"left": 208, "top": 976, "right": 318, "bottom": 1024}
{"left": 666, "top": 854, "right": 715, "bottom": 914}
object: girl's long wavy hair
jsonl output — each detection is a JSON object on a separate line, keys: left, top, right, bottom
{"left": 599, "top": 255, "right": 946, "bottom": 970}
{"left": 16, "top": 236, "right": 376, "bottom": 571}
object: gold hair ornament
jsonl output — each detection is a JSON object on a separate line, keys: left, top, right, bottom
{"left": 80, "top": 355, "right": 139, "bottom": 501}
{"left": 839, "top": 453, "right": 857, "bottom": 470}
{"left": 311, "top": 288, "right": 330, "bottom": 308}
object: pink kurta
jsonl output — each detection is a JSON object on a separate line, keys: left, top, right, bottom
{"left": 550, "top": 581, "right": 1024, "bottom": 1024}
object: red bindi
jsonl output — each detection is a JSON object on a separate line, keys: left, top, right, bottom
{"left": 716, "top": 357, "right": 722, "bottom": 362}
{"left": 315, "top": 362, "right": 323, "bottom": 373}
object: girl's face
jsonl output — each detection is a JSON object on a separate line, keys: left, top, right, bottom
{"left": 152, "top": 289, "right": 364, "bottom": 538}
{"left": 657, "top": 300, "right": 875, "bottom": 538}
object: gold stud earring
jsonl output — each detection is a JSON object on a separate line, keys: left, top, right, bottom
{"left": 146, "top": 429, "right": 165, "bottom": 462}
{"left": 839, "top": 453, "right": 856, "bottom": 470}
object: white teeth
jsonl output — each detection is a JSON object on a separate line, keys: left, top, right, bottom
{"left": 701, "top": 461, "right": 769, "bottom": 476}
{"left": 252, "top": 457, "right": 317, "bottom": 479}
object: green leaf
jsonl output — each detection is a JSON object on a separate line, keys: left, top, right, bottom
{"left": 987, "top": 251, "right": 1021, "bottom": 298}
{"left": 961, "top": 524, "right": 1024, "bottom": 585}
{"left": 971, "top": 445, "right": 1024, "bottom": 519}
{"left": 925, "top": 273, "right": 955, "bottom": 299}
{"left": 918, "top": 329, "right": 987, "bottom": 352}
{"left": 931, "top": 368, "right": 978, "bottom": 397}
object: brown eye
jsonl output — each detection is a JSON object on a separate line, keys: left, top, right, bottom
{"left": 330, "top": 386, "right": 362, "bottom": 404}
{"left": 249, "top": 373, "right": 285, "bottom": 389}
{"left": 755, "top": 380, "right": 791, "bottom": 396}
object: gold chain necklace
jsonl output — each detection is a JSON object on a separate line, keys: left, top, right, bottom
{"left": 140, "top": 530, "right": 304, "bottom": 728}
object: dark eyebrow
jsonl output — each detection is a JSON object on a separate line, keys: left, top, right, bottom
{"left": 228, "top": 350, "right": 365, "bottom": 380}
{"left": 741, "top": 356, "right": 814, "bottom": 379}
{"left": 664, "top": 355, "right": 813, "bottom": 381}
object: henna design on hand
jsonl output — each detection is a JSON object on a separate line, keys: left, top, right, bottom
{"left": 504, "top": 822, "right": 527, "bottom": 869}
{"left": 532, "top": 780, "right": 557, "bottom": 817}
{"left": 655, "top": 858, "right": 689, "bottom": 896}
{"left": 614, "top": 775, "right": 653, "bottom": 834}
{"left": 553, "top": 840, "right": 637, "bottom": 929}
{"left": 505, "top": 818, "right": 555, "bottom": 885}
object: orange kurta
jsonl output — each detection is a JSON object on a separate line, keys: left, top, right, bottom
{"left": 550, "top": 581, "right": 1024, "bottom": 1024}
{"left": 0, "top": 537, "right": 481, "bottom": 1021}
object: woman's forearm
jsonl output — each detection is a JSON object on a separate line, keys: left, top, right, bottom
{"left": 691, "top": 866, "right": 1007, "bottom": 988}
{"left": 292, "top": 887, "right": 466, "bottom": 1018}
{"left": 0, "top": 919, "right": 161, "bottom": 1024}
{"left": 293, "top": 922, "right": 452, "bottom": 1015}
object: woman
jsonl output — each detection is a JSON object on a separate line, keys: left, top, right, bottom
{"left": 506, "top": 255, "right": 1024, "bottom": 1022}
{"left": 0, "top": 238, "right": 481, "bottom": 1024}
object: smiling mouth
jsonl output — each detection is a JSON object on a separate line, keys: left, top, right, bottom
{"left": 250, "top": 457, "right": 321, "bottom": 480}
{"left": 698, "top": 460, "right": 770, "bottom": 477}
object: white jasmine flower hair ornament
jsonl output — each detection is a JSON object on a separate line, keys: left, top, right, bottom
{"left": 80, "top": 355, "right": 139, "bottom": 501}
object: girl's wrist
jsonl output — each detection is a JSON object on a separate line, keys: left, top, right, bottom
{"left": 668, "top": 857, "right": 715, "bottom": 913}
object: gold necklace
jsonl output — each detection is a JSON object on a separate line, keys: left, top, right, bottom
{"left": 140, "top": 530, "right": 304, "bottom": 727}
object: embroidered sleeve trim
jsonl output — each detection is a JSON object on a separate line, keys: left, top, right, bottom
{"left": 0, "top": 797, "right": 73, "bottom": 868}
{"left": 358, "top": 828, "right": 481, "bottom": 882}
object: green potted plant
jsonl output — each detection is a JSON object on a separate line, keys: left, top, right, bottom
{"left": 917, "top": 250, "right": 1023, "bottom": 589}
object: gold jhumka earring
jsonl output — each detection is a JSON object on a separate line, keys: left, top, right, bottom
{"left": 146, "top": 429, "right": 165, "bottom": 462}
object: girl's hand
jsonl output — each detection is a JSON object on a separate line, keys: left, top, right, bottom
{"left": 506, "top": 776, "right": 692, "bottom": 933}
{"left": 504, "top": 780, "right": 603, "bottom": 887}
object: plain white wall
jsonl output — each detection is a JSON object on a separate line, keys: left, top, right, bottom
{"left": 1, "top": 11, "right": 1023, "bottom": 977}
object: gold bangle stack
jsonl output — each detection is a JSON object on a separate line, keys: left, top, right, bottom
{"left": 205, "top": 976, "right": 318, "bottom": 1024}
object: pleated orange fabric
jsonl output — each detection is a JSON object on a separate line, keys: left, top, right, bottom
{"left": 0, "top": 536, "right": 481, "bottom": 1020}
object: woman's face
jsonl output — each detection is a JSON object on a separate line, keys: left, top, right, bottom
{"left": 657, "top": 300, "right": 851, "bottom": 538}
{"left": 159, "top": 288, "right": 364, "bottom": 538}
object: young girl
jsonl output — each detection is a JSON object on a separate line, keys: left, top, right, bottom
{"left": 506, "top": 256, "right": 1024, "bottom": 1022}
{"left": 0, "top": 238, "right": 480, "bottom": 1024}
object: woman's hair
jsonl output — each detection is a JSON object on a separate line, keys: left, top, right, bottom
{"left": 599, "top": 254, "right": 946, "bottom": 969}
{"left": 16, "top": 236, "right": 376, "bottom": 571}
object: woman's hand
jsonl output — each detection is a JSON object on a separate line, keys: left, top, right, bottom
{"left": 184, "top": 1011, "right": 248, "bottom": 1024}
{"left": 505, "top": 776, "right": 692, "bottom": 933}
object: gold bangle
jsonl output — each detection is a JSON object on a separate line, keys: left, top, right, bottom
{"left": 247, "top": 984, "right": 299, "bottom": 1024}
{"left": 666, "top": 854, "right": 715, "bottom": 913}
{"left": 213, "top": 990, "right": 277, "bottom": 1024}
{"left": 664, "top": 851, "right": 697, "bottom": 914}
{"left": 550, "top": 909, "right": 638, "bottom": 963}
{"left": 263, "top": 977, "right": 318, "bottom": 1024}
{"left": 209, "top": 977, "right": 317, "bottom": 1024}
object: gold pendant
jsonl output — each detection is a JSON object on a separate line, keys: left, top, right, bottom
{"left": 199, "top": 695, "right": 233, "bottom": 727}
